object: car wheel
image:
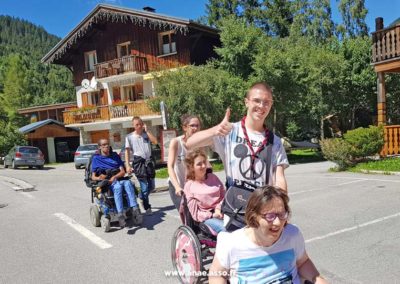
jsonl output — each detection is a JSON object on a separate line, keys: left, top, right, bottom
{"left": 4, "top": 161, "right": 8, "bottom": 168}
{"left": 101, "top": 215, "right": 110, "bottom": 232}
{"left": 37, "top": 166, "right": 44, "bottom": 169}
{"left": 28, "top": 166, "right": 33, "bottom": 169}
{"left": 90, "top": 205, "right": 101, "bottom": 227}
{"left": 12, "top": 160, "right": 17, "bottom": 169}
{"left": 75, "top": 165, "right": 80, "bottom": 169}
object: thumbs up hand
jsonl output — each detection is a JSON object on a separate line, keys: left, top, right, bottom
{"left": 214, "top": 108, "right": 232, "bottom": 136}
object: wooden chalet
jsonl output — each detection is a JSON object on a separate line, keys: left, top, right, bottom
{"left": 371, "top": 17, "right": 400, "bottom": 156}
{"left": 41, "top": 4, "right": 220, "bottom": 149}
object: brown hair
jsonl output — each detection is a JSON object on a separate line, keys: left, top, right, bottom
{"left": 246, "top": 82, "right": 273, "bottom": 98}
{"left": 245, "top": 185, "right": 291, "bottom": 228}
{"left": 180, "top": 114, "right": 202, "bottom": 128}
{"left": 185, "top": 149, "right": 208, "bottom": 181}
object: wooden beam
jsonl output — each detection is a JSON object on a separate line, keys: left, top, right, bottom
{"left": 377, "top": 72, "right": 386, "bottom": 125}
{"left": 374, "top": 60, "right": 400, "bottom": 73}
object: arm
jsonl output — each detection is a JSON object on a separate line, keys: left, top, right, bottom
{"left": 184, "top": 183, "right": 212, "bottom": 222}
{"left": 167, "top": 138, "right": 183, "bottom": 196}
{"left": 144, "top": 124, "right": 158, "bottom": 144}
{"left": 109, "top": 166, "right": 126, "bottom": 184}
{"left": 297, "top": 253, "right": 329, "bottom": 284}
{"left": 209, "top": 256, "right": 229, "bottom": 284}
{"left": 186, "top": 108, "right": 232, "bottom": 150}
{"left": 275, "top": 165, "right": 287, "bottom": 192}
{"left": 125, "top": 136, "right": 132, "bottom": 174}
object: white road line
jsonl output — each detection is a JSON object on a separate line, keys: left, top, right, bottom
{"left": 291, "top": 179, "right": 366, "bottom": 196}
{"left": 20, "top": 192, "right": 34, "bottom": 199}
{"left": 306, "top": 212, "right": 400, "bottom": 243}
{"left": 54, "top": 213, "right": 112, "bottom": 249}
{"left": 288, "top": 175, "right": 400, "bottom": 183}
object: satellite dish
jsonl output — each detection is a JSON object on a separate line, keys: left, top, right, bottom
{"left": 81, "top": 79, "right": 90, "bottom": 89}
{"left": 90, "top": 77, "right": 98, "bottom": 89}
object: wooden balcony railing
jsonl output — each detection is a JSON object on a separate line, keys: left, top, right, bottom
{"left": 63, "top": 101, "right": 159, "bottom": 125}
{"left": 381, "top": 125, "right": 400, "bottom": 156}
{"left": 94, "top": 55, "right": 148, "bottom": 79}
{"left": 372, "top": 24, "right": 400, "bottom": 64}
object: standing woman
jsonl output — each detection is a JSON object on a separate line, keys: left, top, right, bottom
{"left": 168, "top": 114, "right": 202, "bottom": 210}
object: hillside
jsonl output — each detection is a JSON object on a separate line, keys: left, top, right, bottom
{"left": 0, "top": 15, "right": 74, "bottom": 120}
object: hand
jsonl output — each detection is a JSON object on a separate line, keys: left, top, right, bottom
{"left": 213, "top": 209, "right": 223, "bottom": 219}
{"left": 175, "top": 187, "right": 183, "bottom": 196}
{"left": 143, "top": 123, "right": 148, "bottom": 132}
{"left": 98, "top": 174, "right": 107, "bottom": 180}
{"left": 126, "top": 165, "right": 133, "bottom": 174}
{"left": 214, "top": 108, "right": 232, "bottom": 136}
{"left": 109, "top": 176, "right": 115, "bottom": 184}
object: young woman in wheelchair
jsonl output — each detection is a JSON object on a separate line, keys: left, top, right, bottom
{"left": 182, "top": 149, "right": 226, "bottom": 234}
{"left": 91, "top": 138, "right": 141, "bottom": 227}
{"left": 209, "top": 186, "right": 328, "bottom": 284}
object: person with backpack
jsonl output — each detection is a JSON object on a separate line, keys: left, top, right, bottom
{"left": 182, "top": 149, "right": 226, "bottom": 234}
{"left": 125, "top": 116, "right": 157, "bottom": 215}
{"left": 91, "top": 139, "right": 141, "bottom": 228}
{"left": 209, "top": 186, "right": 328, "bottom": 284}
{"left": 187, "top": 82, "right": 289, "bottom": 191}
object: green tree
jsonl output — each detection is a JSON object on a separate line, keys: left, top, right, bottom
{"left": 149, "top": 65, "right": 247, "bottom": 130}
{"left": 336, "top": 0, "right": 368, "bottom": 38}
{"left": 206, "top": 0, "right": 240, "bottom": 26}
{"left": 0, "top": 121, "right": 27, "bottom": 156}
{"left": 214, "top": 16, "right": 264, "bottom": 79}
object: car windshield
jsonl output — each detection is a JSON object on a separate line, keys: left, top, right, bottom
{"left": 19, "top": 147, "right": 39, "bottom": 154}
{"left": 78, "top": 145, "right": 98, "bottom": 151}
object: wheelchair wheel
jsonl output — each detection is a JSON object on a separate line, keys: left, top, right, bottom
{"left": 90, "top": 205, "right": 101, "bottom": 227}
{"left": 101, "top": 215, "right": 110, "bottom": 232}
{"left": 171, "top": 225, "right": 203, "bottom": 284}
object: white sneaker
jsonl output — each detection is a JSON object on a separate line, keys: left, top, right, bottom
{"left": 137, "top": 198, "right": 145, "bottom": 213}
{"left": 146, "top": 208, "right": 153, "bottom": 215}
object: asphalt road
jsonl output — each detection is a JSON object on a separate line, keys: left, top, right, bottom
{"left": 0, "top": 161, "right": 399, "bottom": 284}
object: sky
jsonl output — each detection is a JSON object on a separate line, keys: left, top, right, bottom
{"left": 0, "top": 0, "right": 399, "bottom": 38}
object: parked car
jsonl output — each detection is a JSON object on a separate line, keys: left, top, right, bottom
{"left": 74, "top": 144, "right": 99, "bottom": 169}
{"left": 56, "top": 141, "right": 73, "bottom": 162}
{"left": 3, "top": 146, "right": 45, "bottom": 169}
{"left": 118, "top": 142, "right": 163, "bottom": 166}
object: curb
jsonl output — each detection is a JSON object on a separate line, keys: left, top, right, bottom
{"left": 359, "top": 170, "right": 400, "bottom": 175}
{"left": 153, "top": 186, "right": 169, "bottom": 193}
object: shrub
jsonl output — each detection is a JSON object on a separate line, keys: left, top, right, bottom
{"left": 320, "top": 138, "right": 352, "bottom": 170}
{"left": 343, "top": 125, "right": 384, "bottom": 159}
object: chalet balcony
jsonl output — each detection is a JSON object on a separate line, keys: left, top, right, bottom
{"left": 63, "top": 101, "right": 159, "bottom": 125}
{"left": 371, "top": 24, "right": 400, "bottom": 66}
{"left": 93, "top": 55, "right": 148, "bottom": 79}
{"left": 381, "top": 125, "right": 400, "bottom": 156}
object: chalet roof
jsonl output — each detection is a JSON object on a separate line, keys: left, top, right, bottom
{"left": 18, "top": 102, "right": 77, "bottom": 114}
{"left": 19, "top": 119, "right": 79, "bottom": 134}
{"left": 41, "top": 4, "right": 219, "bottom": 64}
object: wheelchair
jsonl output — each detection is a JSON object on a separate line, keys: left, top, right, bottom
{"left": 170, "top": 194, "right": 219, "bottom": 284}
{"left": 84, "top": 159, "right": 143, "bottom": 232}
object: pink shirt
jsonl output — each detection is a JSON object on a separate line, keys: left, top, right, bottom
{"left": 184, "top": 173, "right": 225, "bottom": 222}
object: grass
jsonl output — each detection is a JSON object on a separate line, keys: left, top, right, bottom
{"left": 287, "top": 149, "right": 325, "bottom": 164}
{"left": 155, "top": 160, "right": 225, "bottom": 179}
{"left": 348, "top": 157, "right": 400, "bottom": 173}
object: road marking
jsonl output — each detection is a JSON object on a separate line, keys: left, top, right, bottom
{"left": 289, "top": 175, "right": 400, "bottom": 183}
{"left": 291, "top": 179, "right": 366, "bottom": 195}
{"left": 20, "top": 192, "right": 34, "bottom": 199}
{"left": 54, "top": 213, "right": 112, "bottom": 249}
{"left": 306, "top": 211, "right": 400, "bottom": 243}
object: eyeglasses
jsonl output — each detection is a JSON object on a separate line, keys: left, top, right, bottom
{"left": 262, "top": 212, "right": 288, "bottom": 222}
{"left": 189, "top": 124, "right": 199, "bottom": 128}
{"left": 249, "top": 98, "right": 273, "bottom": 107}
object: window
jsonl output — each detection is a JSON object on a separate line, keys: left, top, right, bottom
{"left": 84, "top": 51, "right": 97, "bottom": 71}
{"left": 117, "top": 42, "right": 130, "bottom": 58}
{"left": 159, "top": 31, "right": 176, "bottom": 55}
{"left": 123, "top": 82, "right": 143, "bottom": 101}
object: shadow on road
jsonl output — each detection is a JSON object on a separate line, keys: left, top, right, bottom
{"left": 127, "top": 205, "right": 175, "bottom": 234}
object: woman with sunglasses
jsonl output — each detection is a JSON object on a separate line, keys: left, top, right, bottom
{"left": 167, "top": 114, "right": 203, "bottom": 210}
{"left": 209, "top": 186, "right": 328, "bottom": 284}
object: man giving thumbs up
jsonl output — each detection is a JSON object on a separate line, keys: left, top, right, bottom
{"left": 187, "top": 82, "right": 288, "bottom": 192}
